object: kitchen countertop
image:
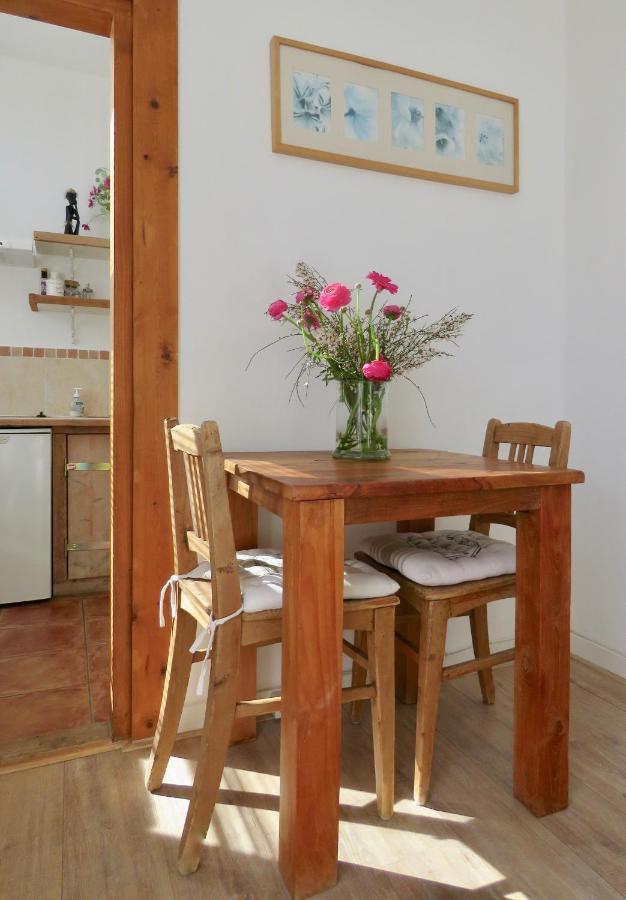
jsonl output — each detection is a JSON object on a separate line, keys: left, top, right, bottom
{"left": 0, "top": 417, "right": 110, "bottom": 428}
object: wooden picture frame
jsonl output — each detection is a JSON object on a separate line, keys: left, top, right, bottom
{"left": 271, "top": 35, "right": 519, "bottom": 194}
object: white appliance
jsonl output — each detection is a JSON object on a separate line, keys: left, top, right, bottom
{"left": 0, "top": 428, "right": 52, "bottom": 604}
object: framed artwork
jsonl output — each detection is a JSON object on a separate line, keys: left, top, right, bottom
{"left": 271, "top": 36, "right": 519, "bottom": 194}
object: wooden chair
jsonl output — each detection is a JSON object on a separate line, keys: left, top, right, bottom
{"left": 353, "top": 418, "right": 571, "bottom": 805}
{"left": 146, "top": 419, "right": 399, "bottom": 876}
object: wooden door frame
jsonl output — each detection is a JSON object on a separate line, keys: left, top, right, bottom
{"left": 0, "top": 0, "right": 177, "bottom": 741}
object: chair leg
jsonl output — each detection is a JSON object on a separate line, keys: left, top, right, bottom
{"left": 368, "top": 607, "right": 395, "bottom": 819}
{"left": 469, "top": 605, "right": 496, "bottom": 705}
{"left": 146, "top": 606, "right": 197, "bottom": 792}
{"left": 414, "top": 602, "right": 448, "bottom": 805}
{"left": 350, "top": 630, "right": 369, "bottom": 723}
{"left": 177, "top": 632, "right": 240, "bottom": 876}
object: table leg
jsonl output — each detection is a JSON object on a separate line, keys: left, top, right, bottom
{"left": 229, "top": 489, "right": 258, "bottom": 744}
{"left": 515, "top": 485, "right": 571, "bottom": 816}
{"left": 279, "top": 498, "right": 344, "bottom": 898}
{"left": 396, "top": 519, "right": 434, "bottom": 703}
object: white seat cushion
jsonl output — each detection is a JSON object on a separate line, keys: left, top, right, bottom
{"left": 358, "top": 530, "right": 516, "bottom": 587}
{"left": 183, "top": 548, "right": 399, "bottom": 614}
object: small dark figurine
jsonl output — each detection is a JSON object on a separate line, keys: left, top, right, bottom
{"left": 64, "top": 189, "right": 80, "bottom": 235}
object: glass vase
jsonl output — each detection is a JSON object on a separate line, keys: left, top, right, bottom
{"left": 333, "top": 380, "right": 390, "bottom": 460}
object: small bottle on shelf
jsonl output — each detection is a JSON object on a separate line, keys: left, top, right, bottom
{"left": 70, "top": 387, "right": 85, "bottom": 417}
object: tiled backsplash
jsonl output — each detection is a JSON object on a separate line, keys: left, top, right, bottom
{"left": 0, "top": 347, "right": 109, "bottom": 359}
{"left": 0, "top": 346, "right": 110, "bottom": 417}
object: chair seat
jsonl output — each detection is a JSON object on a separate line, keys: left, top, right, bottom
{"left": 358, "top": 530, "right": 516, "bottom": 588}
{"left": 183, "top": 548, "right": 399, "bottom": 614}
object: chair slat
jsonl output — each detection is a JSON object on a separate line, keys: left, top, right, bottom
{"left": 493, "top": 421, "right": 556, "bottom": 448}
{"left": 183, "top": 453, "right": 200, "bottom": 534}
{"left": 191, "top": 455, "right": 210, "bottom": 540}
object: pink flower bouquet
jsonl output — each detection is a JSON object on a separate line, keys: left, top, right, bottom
{"left": 254, "top": 262, "right": 472, "bottom": 458}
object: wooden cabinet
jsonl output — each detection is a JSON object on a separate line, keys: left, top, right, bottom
{"left": 52, "top": 427, "right": 110, "bottom": 595}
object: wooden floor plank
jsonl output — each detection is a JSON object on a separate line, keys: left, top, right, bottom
{"left": 0, "top": 762, "right": 64, "bottom": 900}
{"left": 445, "top": 670, "right": 626, "bottom": 896}
{"left": 571, "top": 656, "right": 626, "bottom": 712}
{"left": 0, "top": 664, "right": 624, "bottom": 899}
{"left": 61, "top": 752, "right": 176, "bottom": 900}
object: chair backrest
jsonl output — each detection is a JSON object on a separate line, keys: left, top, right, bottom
{"left": 469, "top": 418, "right": 571, "bottom": 534}
{"left": 164, "top": 417, "right": 241, "bottom": 618}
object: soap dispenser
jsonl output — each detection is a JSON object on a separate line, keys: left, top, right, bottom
{"left": 70, "top": 387, "right": 85, "bottom": 417}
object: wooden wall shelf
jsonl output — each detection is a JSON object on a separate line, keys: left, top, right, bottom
{"left": 29, "top": 293, "right": 110, "bottom": 313}
{"left": 33, "top": 231, "right": 110, "bottom": 260}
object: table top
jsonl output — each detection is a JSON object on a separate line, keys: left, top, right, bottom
{"left": 224, "top": 449, "right": 585, "bottom": 502}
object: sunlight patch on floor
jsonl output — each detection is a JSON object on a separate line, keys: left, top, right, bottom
{"left": 337, "top": 821, "right": 504, "bottom": 891}
{"left": 140, "top": 754, "right": 503, "bottom": 892}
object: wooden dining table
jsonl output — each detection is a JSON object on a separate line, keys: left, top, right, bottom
{"left": 223, "top": 448, "right": 585, "bottom": 899}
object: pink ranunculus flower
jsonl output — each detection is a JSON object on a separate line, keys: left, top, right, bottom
{"left": 319, "top": 282, "right": 352, "bottom": 312}
{"left": 295, "top": 287, "right": 316, "bottom": 304}
{"left": 362, "top": 358, "right": 392, "bottom": 381}
{"left": 367, "top": 270, "right": 398, "bottom": 295}
{"left": 303, "top": 308, "right": 320, "bottom": 330}
{"left": 267, "top": 299, "right": 288, "bottom": 320}
{"left": 383, "top": 304, "right": 404, "bottom": 320}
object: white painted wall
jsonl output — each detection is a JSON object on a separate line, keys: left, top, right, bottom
{"left": 0, "top": 16, "right": 110, "bottom": 350}
{"left": 179, "top": 0, "right": 569, "bottom": 716}
{"left": 565, "top": 0, "right": 626, "bottom": 677}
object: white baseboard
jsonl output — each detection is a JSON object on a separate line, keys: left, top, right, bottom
{"left": 570, "top": 632, "right": 626, "bottom": 679}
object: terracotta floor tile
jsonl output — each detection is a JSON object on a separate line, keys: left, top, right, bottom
{"left": 85, "top": 616, "right": 110, "bottom": 646}
{"left": 0, "top": 623, "right": 84, "bottom": 660}
{"left": 89, "top": 676, "right": 111, "bottom": 722}
{"left": 0, "top": 597, "right": 82, "bottom": 629}
{"left": 0, "top": 650, "right": 87, "bottom": 698}
{"left": 82, "top": 595, "right": 110, "bottom": 618}
{"left": 87, "top": 642, "right": 110, "bottom": 683}
{"left": 0, "top": 686, "right": 90, "bottom": 742}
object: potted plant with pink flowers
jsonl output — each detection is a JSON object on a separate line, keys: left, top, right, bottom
{"left": 81, "top": 167, "right": 110, "bottom": 233}
{"left": 257, "top": 262, "right": 472, "bottom": 460}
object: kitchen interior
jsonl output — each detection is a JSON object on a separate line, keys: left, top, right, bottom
{"left": 0, "top": 16, "right": 112, "bottom": 760}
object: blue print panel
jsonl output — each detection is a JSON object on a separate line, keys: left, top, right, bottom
{"left": 293, "top": 71, "right": 331, "bottom": 133}
{"left": 344, "top": 83, "right": 378, "bottom": 142}
{"left": 476, "top": 114, "right": 504, "bottom": 166}
{"left": 391, "top": 92, "right": 424, "bottom": 151}
{"left": 435, "top": 103, "right": 465, "bottom": 159}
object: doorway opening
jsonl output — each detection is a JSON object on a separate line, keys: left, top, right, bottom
{"left": 0, "top": 0, "right": 178, "bottom": 767}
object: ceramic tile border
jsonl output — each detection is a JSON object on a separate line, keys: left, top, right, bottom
{"left": 0, "top": 347, "right": 109, "bottom": 360}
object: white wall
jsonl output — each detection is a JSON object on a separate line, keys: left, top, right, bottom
{"left": 0, "top": 16, "right": 110, "bottom": 350}
{"left": 179, "top": 0, "right": 568, "bottom": 713}
{"left": 565, "top": 0, "right": 626, "bottom": 677}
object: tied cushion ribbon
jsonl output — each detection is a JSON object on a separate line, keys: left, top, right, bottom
{"left": 188, "top": 606, "right": 244, "bottom": 696}
{"left": 158, "top": 571, "right": 244, "bottom": 696}
{"left": 159, "top": 574, "right": 182, "bottom": 627}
